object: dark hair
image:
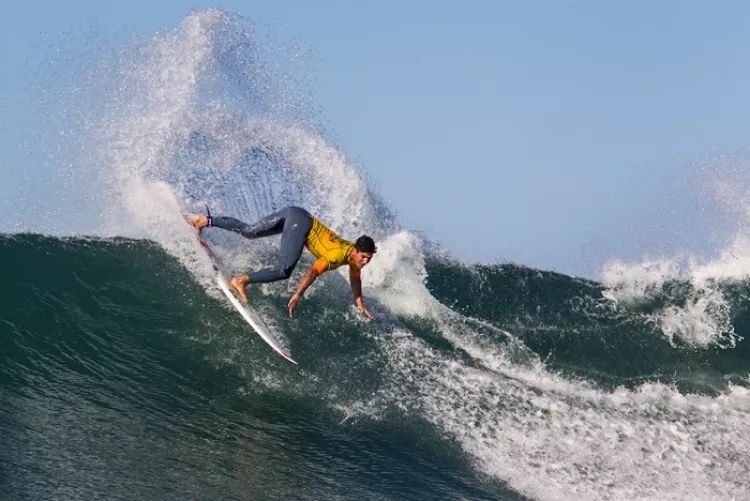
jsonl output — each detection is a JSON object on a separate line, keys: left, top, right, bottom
{"left": 354, "top": 235, "right": 377, "bottom": 254}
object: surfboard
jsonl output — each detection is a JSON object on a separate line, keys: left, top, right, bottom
{"left": 195, "top": 234, "right": 298, "bottom": 365}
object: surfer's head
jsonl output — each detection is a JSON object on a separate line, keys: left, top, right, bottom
{"left": 351, "top": 236, "right": 376, "bottom": 268}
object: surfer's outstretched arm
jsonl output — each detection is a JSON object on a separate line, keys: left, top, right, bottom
{"left": 287, "top": 265, "right": 320, "bottom": 318}
{"left": 349, "top": 274, "right": 374, "bottom": 321}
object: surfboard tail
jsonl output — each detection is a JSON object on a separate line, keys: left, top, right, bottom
{"left": 189, "top": 219, "right": 298, "bottom": 365}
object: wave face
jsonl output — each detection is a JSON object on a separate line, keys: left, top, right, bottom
{"left": 4, "top": 8, "right": 750, "bottom": 501}
{"left": 3, "top": 234, "right": 750, "bottom": 501}
{"left": 0, "top": 234, "right": 510, "bottom": 500}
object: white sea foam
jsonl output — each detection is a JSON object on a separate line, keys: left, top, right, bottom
{"left": 600, "top": 184, "right": 750, "bottom": 348}
{"left": 373, "top": 322, "right": 750, "bottom": 501}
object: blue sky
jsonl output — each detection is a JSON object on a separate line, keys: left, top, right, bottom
{"left": 4, "top": 1, "right": 750, "bottom": 277}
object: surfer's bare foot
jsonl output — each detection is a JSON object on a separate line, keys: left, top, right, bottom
{"left": 230, "top": 275, "right": 250, "bottom": 303}
{"left": 189, "top": 214, "right": 209, "bottom": 232}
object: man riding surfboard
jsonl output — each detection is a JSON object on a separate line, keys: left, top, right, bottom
{"left": 189, "top": 207, "right": 376, "bottom": 319}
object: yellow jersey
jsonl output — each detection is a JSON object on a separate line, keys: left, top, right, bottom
{"left": 305, "top": 217, "right": 361, "bottom": 276}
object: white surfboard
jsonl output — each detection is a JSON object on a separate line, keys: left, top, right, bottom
{"left": 195, "top": 234, "right": 297, "bottom": 365}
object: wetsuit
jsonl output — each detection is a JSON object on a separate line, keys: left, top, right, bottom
{"left": 209, "top": 207, "right": 361, "bottom": 283}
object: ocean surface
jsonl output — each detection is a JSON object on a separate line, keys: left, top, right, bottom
{"left": 3, "top": 8, "right": 750, "bottom": 501}
{"left": 3, "top": 233, "right": 750, "bottom": 500}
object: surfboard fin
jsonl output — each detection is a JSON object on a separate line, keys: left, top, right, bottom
{"left": 205, "top": 204, "right": 213, "bottom": 228}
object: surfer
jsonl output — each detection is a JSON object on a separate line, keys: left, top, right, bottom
{"left": 189, "top": 207, "right": 376, "bottom": 320}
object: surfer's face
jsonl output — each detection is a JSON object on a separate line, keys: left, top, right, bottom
{"left": 351, "top": 250, "right": 374, "bottom": 269}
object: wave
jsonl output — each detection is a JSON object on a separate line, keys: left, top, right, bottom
{"left": 3, "top": 233, "right": 750, "bottom": 500}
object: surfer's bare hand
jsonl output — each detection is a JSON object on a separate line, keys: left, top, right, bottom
{"left": 288, "top": 293, "right": 301, "bottom": 318}
{"left": 359, "top": 307, "right": 374, "bottom": 321}
{"left": 356, "top": 299, "right": 374, "bottom": 321}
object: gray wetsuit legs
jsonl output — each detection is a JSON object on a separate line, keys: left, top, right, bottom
{"left": 211, "top": 206, "right": 314, "bottom": 283}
